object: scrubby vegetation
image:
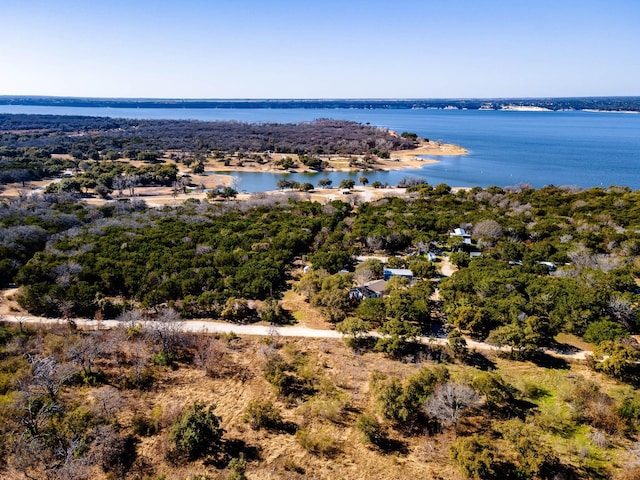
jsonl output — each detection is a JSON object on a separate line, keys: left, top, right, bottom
{"left": 0, "top": 319, "right": 639, "bottom": 479}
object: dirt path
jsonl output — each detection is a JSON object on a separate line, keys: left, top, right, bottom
{"left": 439, "top": 256, "right": 457, "bottom": 277}
{"left": 1, "top": 314, "right": 590, "bottom": 361}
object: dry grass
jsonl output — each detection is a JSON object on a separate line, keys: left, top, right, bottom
{"left": 97, "top": 335, "right": 462, "bottom": 479}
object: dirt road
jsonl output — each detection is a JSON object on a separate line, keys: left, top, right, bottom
{"left": 2, "top": 314, "right": 590, "bottom": 360}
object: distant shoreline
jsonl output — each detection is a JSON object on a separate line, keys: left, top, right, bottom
{"left": 1, "top": 96, "right": 639, "bottom": 113}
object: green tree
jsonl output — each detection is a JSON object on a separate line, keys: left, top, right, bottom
{"left": 258, "top": 298, "right": 283, "bottom": 324}
{"left": 169, "top": 402, "right": 224, "bottom": 460}
{"left": 592, "top": 340, "right": 640, "bottom": 381}
{"left": 375, "top": 318, "right": 420, "bottom": 358}
{"left": 339, "top": 178, "right": 355, "bottom": 190}
{"left": 336, "top": 317, "right": 372, "bottom": 348}
{"left": 450, "top": 434, "right": 497, "bottom": 480}
{"left": 447, "top": 329, "right": 468, "bottom": 358}
{"left": 449, "top": 306, "right": 496, "bottom": 338}
{"left": 312, "top": 287, "right": 351, "bottom": 323}
{"left": 449, "top": 251, "right": 471, "bottom": 268}
{"left": 220, "top": 186, "right": 238, "bottom": 198}
{"left": 221, "top": 297, "right": 253, "bottom": 323}
{"left": 355, "top": 297, "right": 387, "bottom": 325}
{"left": 310, "top": 250, "right": 354, "bottom": 274}
{"left": 409, "top": 258, "right": 437, "bottom": 279}
{"left": 486, "top": 315, "right": 552, "bottom": 359}
{"left": 584, "top": 320, "right": 628, "bottom": 345}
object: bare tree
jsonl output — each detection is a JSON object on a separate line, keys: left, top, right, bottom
{"left": 26, "top": 356, "right": 75, "bottom": 403}
{"left": 424, "top": 382, "right": 481, "bottom": 435}
{"left": 118, "top": 307, "right": 143, "bottom": 321}
{"left": 91, "top": 385, "right": 124, "bottom": 420}
{"left": 88, "top": 424, "right": 136, "bottom": 478}
{"left": 67, "top": 333, "right": 104, "bottom": 379}
{"left": 472, "top": 219, "right": 503, "bottom": 247}
{"left": 608, "top": 295, "right": 636, "bottom": 330}
{"left": 144, "top": 308, "right": 184, "bottom": 358}
{"left": 193, "top": 334, "right": 230, "bottom": 378}
{"left": 112, "top": 177, "right": 125, "bottom": 196}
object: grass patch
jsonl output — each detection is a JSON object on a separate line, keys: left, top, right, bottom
{"left": 555, "top": 333, "right": 596, "bottom": 352}
{"left": 292, "top": 311, "right": 307, "bottom": 322}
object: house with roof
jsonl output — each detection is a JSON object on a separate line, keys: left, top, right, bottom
{"left": 348, "top": 285, "right": 379, "bottom": 301}
{"left": 449, "top": 227, "right": 472, "bottom": 245}
{"left": 383, "top": 268, "right": 414, "bottom": 282}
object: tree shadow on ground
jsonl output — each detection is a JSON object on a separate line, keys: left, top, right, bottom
{"left": 206, "top": 439, "right": 260, "bottom": 468}
{"left": 374, "top": 437, "right": 409, "bottom": 455}
{"left": 461, "top": 351, "right": 496, "bottom": 370}
{"left": 529, "top": 351, "right": 570, "bottom": 369}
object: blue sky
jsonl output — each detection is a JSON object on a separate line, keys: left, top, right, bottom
{"left": 1, "top": 0, "right": 638, "bottom": 98}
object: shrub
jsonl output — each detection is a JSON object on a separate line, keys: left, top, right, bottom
{"left": 243, "top": 399, "right": 283, "bottom": 431}
{"left": 283, "top": 457, "right": 305, "bottom": 474}
{"left": 619, "top": 393, "right": 640, "bottom": 432}
{"left": 131, "top": 408, "right": 162, "bottom": 437}
{"left": 227, "top": 455, "right": 247, "bottom": 480}
{"left": 152, "top": 352, "right": 171, "bottom": 366}
{"left": 169, "top": 402, "right": 224, "bottom": 460}
{"left": 356, "top": 414, "right": 386, "bottom": 447}
{"left": 450, "top": 434, "right": 497, "bottom": 479}
{"left": 371, "top": 366, "right": 449, "bottom": 426}
{"left": 295, "top": 428, "right": 337, "bottom": 457}
{"left": 121, "top": 367, "right": 155, "bottom": 391}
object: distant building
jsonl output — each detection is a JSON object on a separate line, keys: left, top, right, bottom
{"left": 348, "top": 279, "right": 387, "bottom": 302}
{"left": 365, "top": 279, "right": 387, "bottom": 297}
{"left": 383, "top": 268, "right": 413, "bottom": 281}
{"left": 538, "top": 261, "right": 556, "bottom": 272}
{"left": 449, "top": 227, "right": 472, "bottom": 245}
{"left": 348, "top": 286, "right": 379, "bottom": 301}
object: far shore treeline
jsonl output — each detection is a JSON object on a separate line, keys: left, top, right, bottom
{"left": 1, "top": 96, "right": 640, "bottom": 112}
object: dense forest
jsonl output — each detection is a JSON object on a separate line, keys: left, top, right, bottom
{"left": 0, "top": 115, "right": 415, "bottom": 156}
{"left": 3, "top": 184, "right": 639, "bottom": 362}
{"left": 2, "top": 96, "right": 640, "bottom": 111}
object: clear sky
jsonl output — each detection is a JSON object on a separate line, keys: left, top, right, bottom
{"left": 1, "top": 0, "right": 638, "bottom": 99}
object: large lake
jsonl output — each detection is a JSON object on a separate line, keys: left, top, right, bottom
{"left": 2, "top": 104, "right": 639, "bottom": 191}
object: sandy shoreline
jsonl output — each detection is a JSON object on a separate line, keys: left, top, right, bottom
{"left": 202, "top": 141, "right": 467, "bottom": 174}
{"left": 0, "top": 140, "right": 468, "bottom": 206}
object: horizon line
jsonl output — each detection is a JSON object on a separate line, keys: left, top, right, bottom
{"left": 1, "top": 95, "right": 639, "bottom": 102}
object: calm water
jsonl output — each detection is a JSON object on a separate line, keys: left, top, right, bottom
{"left": 2, "top": 104, "right": 639, "bottom": 190}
